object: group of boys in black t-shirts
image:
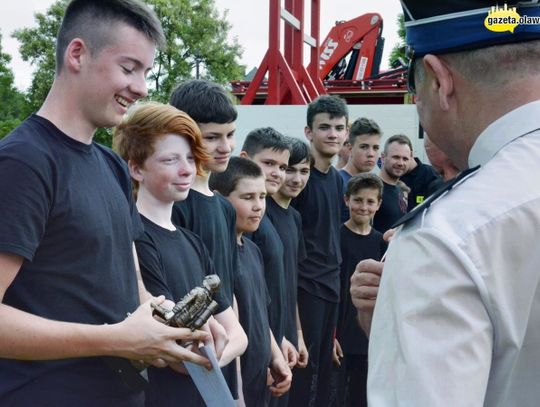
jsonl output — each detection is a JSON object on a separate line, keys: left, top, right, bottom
{"left": 0, "top": 1, "right": 440, "bottom": 406}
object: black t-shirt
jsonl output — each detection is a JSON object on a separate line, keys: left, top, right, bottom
{"left": 291, "top": 166, "right": 343, "bottom": 302}
{"left": 234, "top": 237, "right": 272, "bottom": 407}
{"left": 373, "top": 181, "right": 408, "bottom": 233}
{"left": 135, "top": 215, "right": 229, "bottom": 407}
{"left": 265, "top": 197, "right": 306, "bottom": 346}
{"left": 171, "top": 191, "right": 237, "bottom": 304}
{"left": 246, "top": 212, "right": 286, "bottom": 343}
{"left": 0, "top": 115, "right": 144, "bottom": 404}
{"left": 400, "top": 158, "right": 443, "bottom": 211}
{"left": 337, "top": 225, "right": 387, "bottom": 355}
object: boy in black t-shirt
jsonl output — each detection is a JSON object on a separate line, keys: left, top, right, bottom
{"left": 333, "top": 173, "right": 387, "bottom": 407}
{"left": 114, "top": 102, "right": 247, "bottom": 406}
{"left": 0, "top": 2, "right": 208, "bottom": 405}
{"left": 210, "top": 157, "right": 292, "bottom": 406}
{"left": 239, "top": 128, "right": 298, "bottom": 370}
{"left": 266, "top": 137, "right": 312, "bottom": 406}
{"left": 168, "top": 79, "right": 241, "bottom": 397}
{"left": 289, "top": 95, "right": 349, "bottom": 407}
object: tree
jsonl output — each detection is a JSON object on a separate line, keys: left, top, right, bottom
{"left": 11, "top": 0, "right": 244, "bottom": 146}
{"left": 12, "top": 0, "right": 68, "bottom": 115}
{"left": 0, "top": 31, "right": 28, "bottom": 139}
{"left": 147, "top": 0, "right": 245, "bottom": 101}
{"left": 388, "top": 13, "right": 406, "bottom": 68}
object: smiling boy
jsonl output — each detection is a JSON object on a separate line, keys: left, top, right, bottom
{"left": 289, "top": 95, "right": 349, "bottom": 407}
{"left": 0, "top": 1, "right": 208, "bottom": 405}
{"left": 333, "top": 173, "right": 387, "bottom": 407}
{"left": 114, "top": 102, "right": 248, "bottom": 407}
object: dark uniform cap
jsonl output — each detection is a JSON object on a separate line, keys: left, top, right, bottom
{"left": 401, "top": 1, "right": 540, "bottom": 57}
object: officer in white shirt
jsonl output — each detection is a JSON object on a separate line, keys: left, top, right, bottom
{"left": 351, "top": 1, "right": 540, "bottom": 406}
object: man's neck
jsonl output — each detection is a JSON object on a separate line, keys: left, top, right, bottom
{"left": 343, "top": 162, "right": 359, "bottom": 176}
{"left": 344, "top": 219, "right": 372, "bottom": 236}
{"left": 271, "top": 193, "right": 291, "bottom": 209}
{"left": 191, "top": 173, "right": 213, "bottom": 196}
{"left": 136, "top": 189, "right": 175, "bottom": 230}
{"left": 312, "top": 149, "right": 334, "bottom": 173}
{"left": 236, "top": 232, "right": 243, "bottom": 245}
{"left": 379, "top": 169, "right": 398, "bottom": 185}
{"left": 37, "top": 79, "right": 96, "bottom": 145}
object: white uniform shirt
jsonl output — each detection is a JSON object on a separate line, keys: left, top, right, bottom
{"left": 368, "top": 101, "right": 540, "bottom": 407}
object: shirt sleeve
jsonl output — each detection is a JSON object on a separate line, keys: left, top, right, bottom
{"left": 368, "top": 227, "right": 493, "bottom": 406}
{"left": 135, "top": 235, "right": 174, "bottom": 301}
{"left": 0, "top": 156, "right": 51, "bottom": 260}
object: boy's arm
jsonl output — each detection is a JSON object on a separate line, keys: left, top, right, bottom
{"left": 280, "top": 336, "right": 298, "bottom": 368}
{"left": 213, "top": 307, "right": 248, "bottom": 367}
{"left": 133, "top": 244, "right": 153, "bottom": 303}
{"left": 268, "top": 328, "right": 292, "bottom": 397}
{"left": 295, "top": 305, "right": 309, "bottom": 368}
{"left": 0, "top": 252, "right": 210, "bottom": 367}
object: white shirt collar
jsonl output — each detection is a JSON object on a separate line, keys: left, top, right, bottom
{"left": 469, "top": 100, "right": 540, "bottom": 168}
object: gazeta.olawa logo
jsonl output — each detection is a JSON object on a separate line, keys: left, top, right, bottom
{"left": 485, "top": 4, "right": 540, "bottom": 33}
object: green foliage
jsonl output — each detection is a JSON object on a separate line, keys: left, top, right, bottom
{"left": 8, "top": 0, "right": 244, "bottom": 145}
{"left": 12, "top": 0, "right": 68, "bottom": 114}
{"left": 147, "top": 0, "right": 245, "bottom": 101}
{"left": 388, "top": 13, "right": 406, "bottom": 68}
{"left": 0, "top": 31, "right": 28, "bottom": 139}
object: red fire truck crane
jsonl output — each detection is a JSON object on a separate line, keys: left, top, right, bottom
{"left": 231, "top": 0, "right": 409, "bottom": 105}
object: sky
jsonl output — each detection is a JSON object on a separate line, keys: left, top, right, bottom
{"left": 0, "top": 0, "right": 402, "bottom": 91}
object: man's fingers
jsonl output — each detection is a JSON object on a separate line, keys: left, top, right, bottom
{"left": 166, "top": 326, "right": 209, "bottom": 342}
{"left": 351, "top": 271, "right": 381, "bottom": 288}
{"left": 354, "top": 259, "right": 384, "bottom": 276}
{"left": 172, "top": 346, "right": 211, "bottom": 369}
{"left": 351, "top": 284, "right": 378, "bottom": 299}
{"left": 148, "top": 357, "right": 167, "bottom": 368}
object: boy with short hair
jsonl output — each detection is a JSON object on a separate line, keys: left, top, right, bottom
{"left": 169, "top": 79, "right": 240, "bottom": 397}
{"left": 269, "top": 137, "right": 313, "bottom": 355}
{"left": 268, "top": 137, "right": 313, "bottom": 376}
{"left": 0, "top": 1, "right": 208, "bottom": 405}
{"left": 169, "top": 79, "right": 237, "bottom": 305}
{"left": 114, "top": 102, "right": 248, "bottom": 407}
{"left": 333, "top": 173, "right": 388, "bottom": 407}
{"left": 339, "top": 117, "right": 382, "bottom": 185}
{"left": 209, "top": 157, "right": 292, "bottom": 406}
{"left": 239, "top": 128, "right": 297, "bottom": 367}
{"left": 289, "top": 95, "right": 349, "bottom": 406}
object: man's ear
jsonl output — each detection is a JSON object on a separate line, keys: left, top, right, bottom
{"left": 64, "top": 38, "right": 88, "bottom": 73}
{"left": 128, "top": 160, "right": 144, "bottom": 183}
{"left": 423, "top": 54, "right": 454, "bottom": 112}
{"left": 304, "top": 126, "right": 313, "bottom": 142}
{"left": 343, "top": 194, "right": 350, "bottom": 208}
{"left": 239, "top": 151, "right": 249, "bottom": 158}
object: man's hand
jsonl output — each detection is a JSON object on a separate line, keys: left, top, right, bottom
{"left": 281, "top": 337, "right": 299, "bottom": 368}
{"left": 350, "top": 259, "right": 384, "bottom": 337}
{"left": 332, "top": 338, "right": 343, "bottom": 367}
{"left": 268, "top": 353, "right": 292, "bottom": 397}
{"left": 296, "top": 331, "right": 308, "bottom": 368}
{"left": 206, "top": 317, "right": 229, "bottom": 363}
{"left": 114, "top": 297, "right": 211, "bottom": 369}
{"left": 383, "top": 228, "right": 396, "bottom": 242}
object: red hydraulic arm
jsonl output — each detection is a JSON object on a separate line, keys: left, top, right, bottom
{"left": 313, "top": 13, "right": 383, "bottom": 81}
